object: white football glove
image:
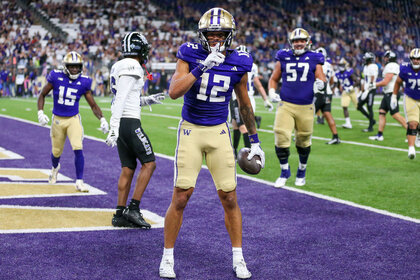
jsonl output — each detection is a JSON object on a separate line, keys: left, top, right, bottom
{"left": 100, "top": 117, "right": 109, "bottom": 134}
{"left": 314, "top": 78, "right": 326, "bottom": 94}
{"left": 264, "top": 99, "right": 273, "bottom": 111}
{"left": 37, "top": 110, "right": 49, "bottom": 126}
{"left": 140, "top": 92, "right": 165, "bottom": 106}
{"left": 105, "top": 127, "right": 119, "bottom": 148}
{"left": 360, "top": 90, "right": 369, "bottom": 101}
{"left": 390, "top": 94, "right": 398, "bottom": 110}
{"left": 268, "top": 88, "right": 281, "bottom": 103}
{"left": 200, "top": 50, "right": 225, "bottom": 72}
{"left": 247, "top": 143, "right": 265, "bottom": 168}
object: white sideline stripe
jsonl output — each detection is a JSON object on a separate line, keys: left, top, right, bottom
{"left": 0, "top": 113, "right": 418, "bottom": 223}
{"left": 0, "top": 147, "right": 24, "bottom": 160}
{"left": 0, "top": 206, "right": 164, "bottom": 233}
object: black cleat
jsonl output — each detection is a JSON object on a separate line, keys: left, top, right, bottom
{"left": 123, "top": 208, "right": 151, "bottom": 229}
{"left": 326, "top": 138, "right": 341, "bottom": 144}
{"left": 112, "top": 214, "right": 138, "bottom": 228}
{"left": 362, "top": 127, "right": 373, "bottom": 132}
{"left": 317, "top": 116, "right": 325, "bottom": 125}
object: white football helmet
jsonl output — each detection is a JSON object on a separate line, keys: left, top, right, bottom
{"left": 409, "top": 48, "right": 420, "bottom": 70}
{"left": 288, "top": 28, "right": 311, "bottom": 55}
{"left": 338, "top": 58, "right": 349, "bottom": 72}
{"left": 384, "top": 50, "right": 397, "bottom": 64}
{"left": 198, "top": 7, "right": 236, "bottom": 52}
{"left": 316, "top": 47, "right": 327, "bottom": 59}
{"left": 363, "top": 52, "right": 375, "bottom": 65}
{"left": 63, "top": 51, "right": 83, "bottom": 80}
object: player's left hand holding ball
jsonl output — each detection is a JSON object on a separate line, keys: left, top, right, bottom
{"left": 247, "top": 134, "right": 265, "bottom": 168}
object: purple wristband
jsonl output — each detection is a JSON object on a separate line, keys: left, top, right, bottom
{"left": 191, "top": 66, "right": 204, "bottom": 79}
{"left": 249, "top": 134, "right": 260, "bottom": 144}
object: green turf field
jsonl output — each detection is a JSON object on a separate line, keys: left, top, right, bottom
{"left": 1, "top": 96, "right": 419, "bottom": 219}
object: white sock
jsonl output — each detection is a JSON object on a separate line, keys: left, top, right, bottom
{"left": 298, "top": 163, "right": 307, "bottom": 170}
{"left": 345, "top": 117, "right": 351, "bottom": 124}
{"left": 232, "top": 247, "right": 244, "bottom": 264}
{"left": 280, "top": 163, "right": 289, "bottom": 170}
{"left": 163, "top": 248, "right": 174, "bottom": 261}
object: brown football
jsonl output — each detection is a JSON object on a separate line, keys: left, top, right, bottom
{"left": 237, "top": 147, "right": 262, "bottom": 175}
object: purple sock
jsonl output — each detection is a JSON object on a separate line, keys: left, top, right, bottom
{"left": 74, "top": 150, "right": 84, "bottom": 179}
{"left": 51, "top": 154, "right": 60, "bottom": 168}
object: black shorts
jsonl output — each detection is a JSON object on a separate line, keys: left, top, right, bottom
{"left": 314, "top": 93, "right": 332, "bottom": 113}
{"left": 229, "top": 99, "right": 243, "bottom": 126}
{"left": 379, "top": 92, "right": 400, "bottom": 115}
{"left": 117, "top": 118, "right": 155, "bottom": 169}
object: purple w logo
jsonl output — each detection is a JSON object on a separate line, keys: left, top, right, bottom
{"left": 183, "top": 129, "right": 191, "bottom": 136}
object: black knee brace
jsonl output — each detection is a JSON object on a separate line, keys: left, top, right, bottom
{"left": 379, "top": 112, "right": 386, "bottom": 116}
{"left": 275, "top": 146, "right": 290, "bottom": 161}
{"left": 296, "top": 146, "right": 311, "bottom": 156}
{"left": 407, "top": 128, "right": 418, "bottom": 136}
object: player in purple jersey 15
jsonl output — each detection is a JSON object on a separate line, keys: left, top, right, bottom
{"left": 268, "top": 28, "right": 326, "bottom": 188}
{"left": 159, "top": 8, "right": 264, "bottom": 280}
{"left": 37, "top": 51, "right": 109, "bottom": 192}
{"left": 391, "top": 48, "right": 420, "bottom": 159}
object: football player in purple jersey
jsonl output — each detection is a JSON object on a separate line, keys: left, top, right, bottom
{"left": 268, "top": 28, "right": 327, "bottom": 188}
{"left": 335, "top": 58, "right": 359, "bottom": 129}
{"left": 37, "top": 51, "right": 109, "bottom": 192}
{"left": 159, "top": 8, "right": 264, "bottom": 279}
{"left": 391, "top": 48, "right": 420, "bottom": 159}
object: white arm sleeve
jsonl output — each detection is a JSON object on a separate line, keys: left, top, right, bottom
{"left": 109, "top": 75, "right": 137, "bottom": 129}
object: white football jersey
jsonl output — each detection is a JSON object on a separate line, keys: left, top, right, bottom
{"left": 109, "top": 58, "right": 144, "bottom": 128}
{"left": 382, "top": 62, "right": 399, "bottom": 93}
{"left": 363, "top": 63, "right": 379, "bottom": 86}
{"left": 322, "top": 61, "right": 334, "bottom": 95}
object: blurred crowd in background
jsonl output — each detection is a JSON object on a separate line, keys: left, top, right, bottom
{"left": 0, "top": 0, "right": 418, "bottom": 97}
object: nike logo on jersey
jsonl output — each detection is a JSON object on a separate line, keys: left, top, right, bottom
{"left": 220, "top": 130, "right": 226, "bottom": 135}
{"left": 183, "top": 129, "right": 191, "bottom": 136}
{"left": 77, "top": 81, "right": 81, "bottom": 85}
{"left": 58, "top": 78, "right": 63, "bottom": 81}
{"left": 231, "top": 66, "right": 237, "bottom": 71}
{"left": 305, "top": 57, "right": 310, "bottom": 60}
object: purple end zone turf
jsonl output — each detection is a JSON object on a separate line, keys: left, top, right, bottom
{"left": 0, "top": 116, "right": 419, "bottom": 280}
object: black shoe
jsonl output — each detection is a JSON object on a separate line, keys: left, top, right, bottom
{"left": 112, "top": 214, "right": 138, "bottom": 228}
{"left": 123, "top": 208, "right": 151, "bottom": 229}
{"left": 255, "top": 116, "right": 262, "bottom": 129}
{"left": 326, "top": 138, "right": 341, "bottom": 144}
{"left": 317, "top": 116, "right": 325, "bottom": 124}
{"left": 362, "top": 127, "right": 373, "bottom": 132}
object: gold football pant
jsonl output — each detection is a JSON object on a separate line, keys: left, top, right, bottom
{"left": 174, "top": 120, "right": 236, "bottom": 192}
{"left": 50, "top": 114, "right": 84, "bottom": 157}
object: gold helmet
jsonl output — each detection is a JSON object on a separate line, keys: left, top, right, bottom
{"left": 409, "top": 48, "right": 420, "bottom": 70}
{"left": 338, "top": 58, "right": 349, "bottom": 72}
{"left": 62, "top": 51, "right": 83, "bottom": 80}
{"left": 198, "top": 7, "right": 236, "bottom": 52}
{"left": 288, "top": 28, "right": 311, "bottom": 55}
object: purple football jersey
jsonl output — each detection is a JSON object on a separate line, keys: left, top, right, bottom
{"left": 399, "top": 63, "right": 420, "bottom": 100}
{"left": 47, "top": 70, "right": 92, "bottom": 117}
{"left": 335, "top": 69, "right": 355, "bottom": 89}
{"left": 275, "top": 49, "right": 324, "bottom": 105}
{"left": 177, "top": 42, "right": 253, "bottom": 125}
